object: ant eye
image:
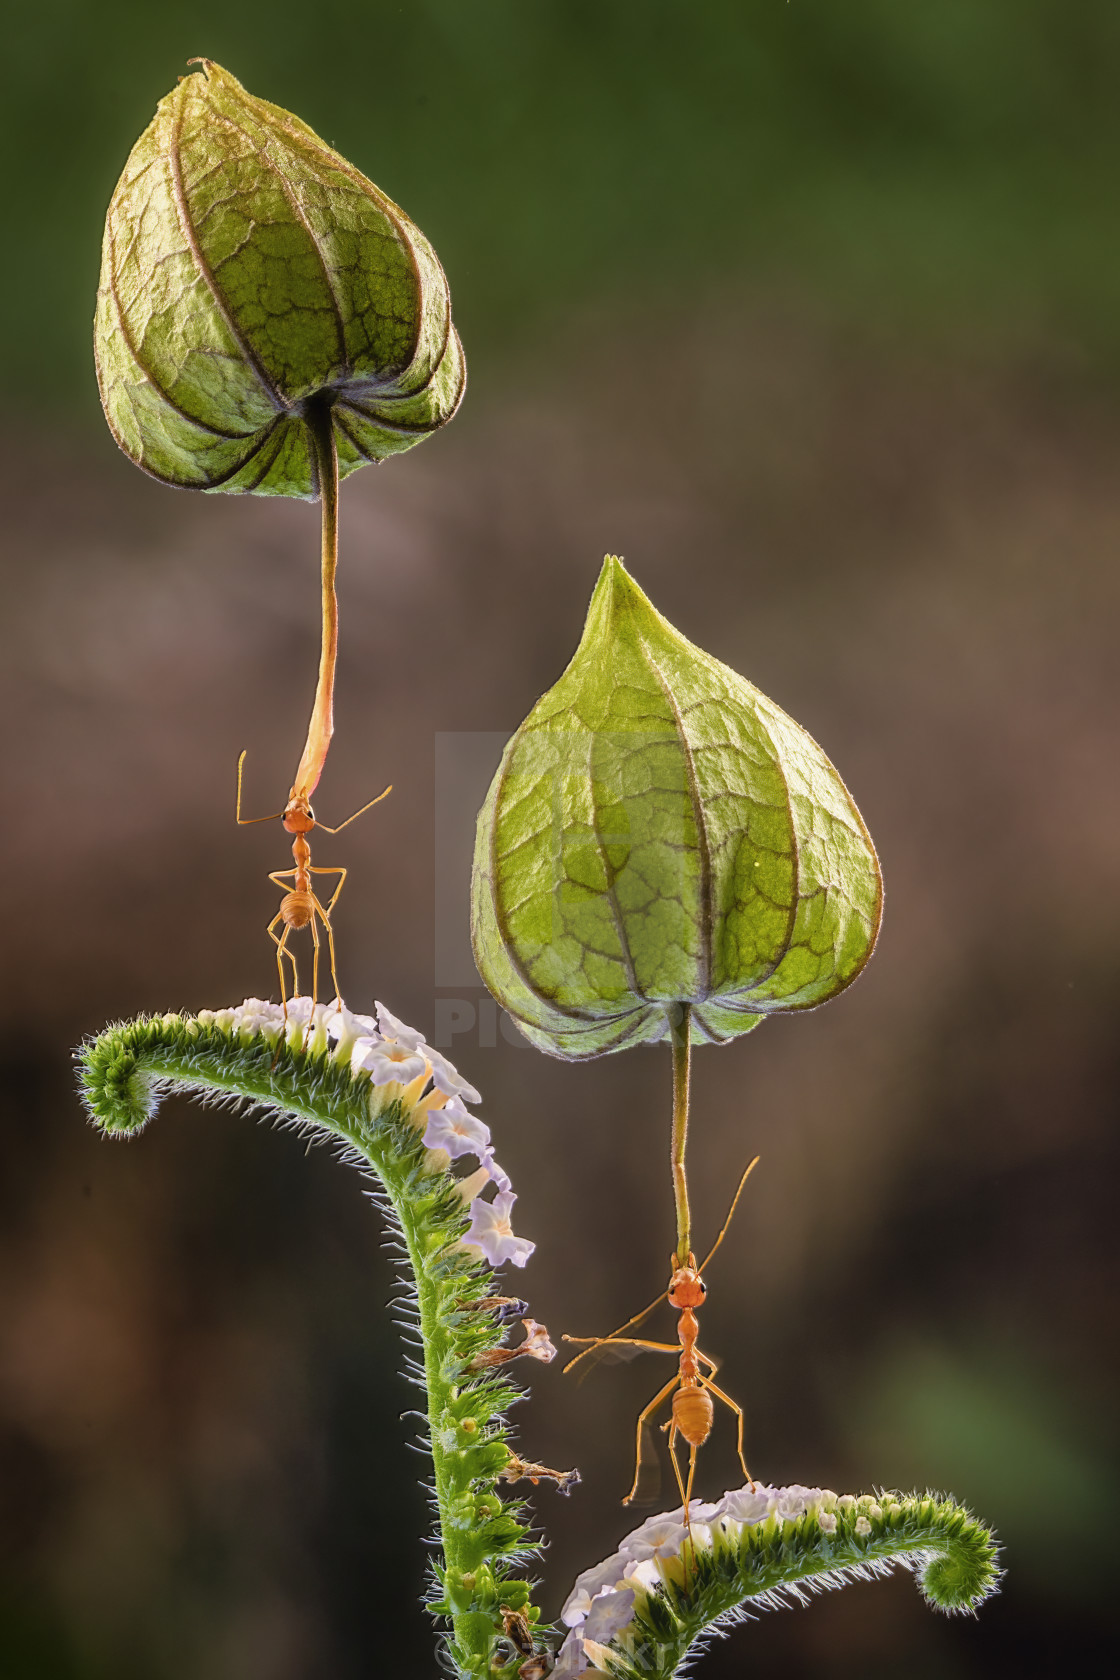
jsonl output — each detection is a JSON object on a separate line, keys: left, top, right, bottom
{"left": 698, "top": 1281, "right": 707, "bottom": 1294}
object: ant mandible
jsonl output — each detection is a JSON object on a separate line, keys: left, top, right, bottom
{"left": 562, "top": 1156, "right": 760, "bottom": 1521}
{"left": 236, "top": 751, "right": 390, "bottom": 1010}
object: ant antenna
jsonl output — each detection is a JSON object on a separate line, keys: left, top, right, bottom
{"left": 235, "top": 750, "right": 284, "bottom": 824}
{"left": 696, "top": 1155, "right": 760, "bottom": 1275}
{"left": 315, "top": 783, "right": 393, "bottom": 833}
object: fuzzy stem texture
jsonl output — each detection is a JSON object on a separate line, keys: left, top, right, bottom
{"left": 77, "top": 1012, "right": 540, "bottom": 1679}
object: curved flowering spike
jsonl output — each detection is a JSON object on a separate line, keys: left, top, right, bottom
{"left": 76, "top": 1004, "right": 545, "bottom": 1680}
{"left": 472, "top": 557, "right": 883, "bottom": 1060}
{"left": 95, "top": 61, "right": 465, "bottom": 497}
{"left": 555, "top": 1485, "right": 1000, "bottom": 1679}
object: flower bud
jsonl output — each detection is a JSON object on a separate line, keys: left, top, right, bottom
{"left": 95, "top": 60, "right": 464, "bottom": 496}
{"left": 472, "top": 557, "right": 882, "bottom": 1058}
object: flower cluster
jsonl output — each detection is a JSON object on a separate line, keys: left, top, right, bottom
{"left": 555, "top": 1484, "right": 892, "bottom": 1676}
{"left": 204, "top": 997, "right": 535, "bottom": 1269}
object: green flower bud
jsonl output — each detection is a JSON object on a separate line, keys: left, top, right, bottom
{"left": 95, "top": 60, "right": 464, "bottom": 497}
{"left": 472, "top": 557, "right": 883, "bottom": 1059}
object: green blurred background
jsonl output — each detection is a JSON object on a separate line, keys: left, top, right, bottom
{"left": 2, "top": 3, "right": 1118, "bottom": 1675}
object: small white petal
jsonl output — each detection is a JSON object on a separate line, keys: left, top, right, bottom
{"left": 373, "top": 1001, "right": 426, "bottom": 1051}
{"left": 424, "top": 1044, "right": 483, "bottom": 1106}
{"left": 562, "top": 1556, "right": 628, "bottom": 1626}
{"left": 584, "top": 1587, "right": 636, "bottom": 1644}
{"left": 484, "top": 1156, "right": 512, "bottom": 1192}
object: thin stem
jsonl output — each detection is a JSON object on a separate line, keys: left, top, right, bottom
{"left": 671, "top": 1002, "right": 692, "bottom": 1265}
{"left": 292, "top": 397, "right": 340, "bottom": 802}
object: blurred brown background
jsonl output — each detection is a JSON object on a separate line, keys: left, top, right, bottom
{"left": 2, "top": 4, "right": 1118, "bottom": 1676}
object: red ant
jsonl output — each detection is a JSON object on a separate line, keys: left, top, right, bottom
{"left": 562, "top": 1157, "right": 760, "bottom": 1520}
{"left": 236, "top": 751, "right": 390, "bottom": 1009}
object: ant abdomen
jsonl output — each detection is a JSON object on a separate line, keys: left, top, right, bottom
{"left": 673, "top": 1386, "right": 713, "bottom": 1446}
{"left": 281, "top": 891, "right": 314, "bottom": 929}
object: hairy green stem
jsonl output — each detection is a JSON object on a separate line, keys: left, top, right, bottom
{"left": 601, "top": 1493, "right": 1002, "bottom": 1680}
{"left": 77, "top": 1013, "right": 541, "bottom": 1678}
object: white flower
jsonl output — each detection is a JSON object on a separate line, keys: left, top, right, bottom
{"left": 462, "top": 1190, "right": 535, "bottom": 1269}
{"left": 772, "top": 1485, "right": 823, "bottom": 1522}
{"left": 620, "top": 1517, "right": 699, "bottom": 1563}
{"left": 233, "top": 998, "right": 284, "bottom": 1039}
{"left": 819, "top": 1511, "right": 837, "bottom": 1535}
{"left": 323, "top": 998, "right": 376, "bottom": 1058}
{"left": 422, "top": 1097, "right": 492, "bottom": 1160}
{"left": 646, "top": 1499, "right": 726, "bottom": 1528}
{"left": 562, "top": 1556, "right": 628, "bottom": 1626}
{"left": 718, "top": 1485, "right": 774, "bottom": 1525}
{"left": 281, "top": 996, "right": 317, "bottom": 1026}
{"left": 352, "top": 1033, "right": 429, "bottom": 1086}
{"left": 855, "top": 1515, "right": 872, "bottom": 1537}
{"left": 583, "top": 1587, "right": 636, "bottom": 1644}
{"left": 621, "top": 1558, "right": 661, "bottom": 1593}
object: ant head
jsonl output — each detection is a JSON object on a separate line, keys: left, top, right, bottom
{"left": 667, "top": 1254, "right": 707, "bottom": 1310}
{"left": 282, "top": 796, "right": 315, "bottom": 835}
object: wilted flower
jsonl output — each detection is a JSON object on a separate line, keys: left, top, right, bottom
{"left": 468, "top": 1317, "right": 556, "bottom": 1372}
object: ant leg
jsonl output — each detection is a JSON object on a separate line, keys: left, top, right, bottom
{"left": 268, "top": 870, "right": 297, "bottom": 888}
{"left": 698, "top": 1373, "right": 754, "bottom": 1490}
{"left": 664, "top": 1421, "right": 692, "bottom": 1530}
{"left": 684, "top": 1439, "right": 699, "bottom": 1512}
{"left": 561, "top": 1334, "right": 679, "bottom": 1375}
{"left": 309, "top": 879, "right": 345, "bottom": 1001}
{"left": 309, "top": 865, "right": 346, "bottom": 918}
{"left": 268, "top": 921, "right": 299, "bottom": 1015}
{"left": 623, "top": 1376, "right": 678, "bottom": 1505}
{"left": 310, "top": 913, "right": 322, "bottom": 1007}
